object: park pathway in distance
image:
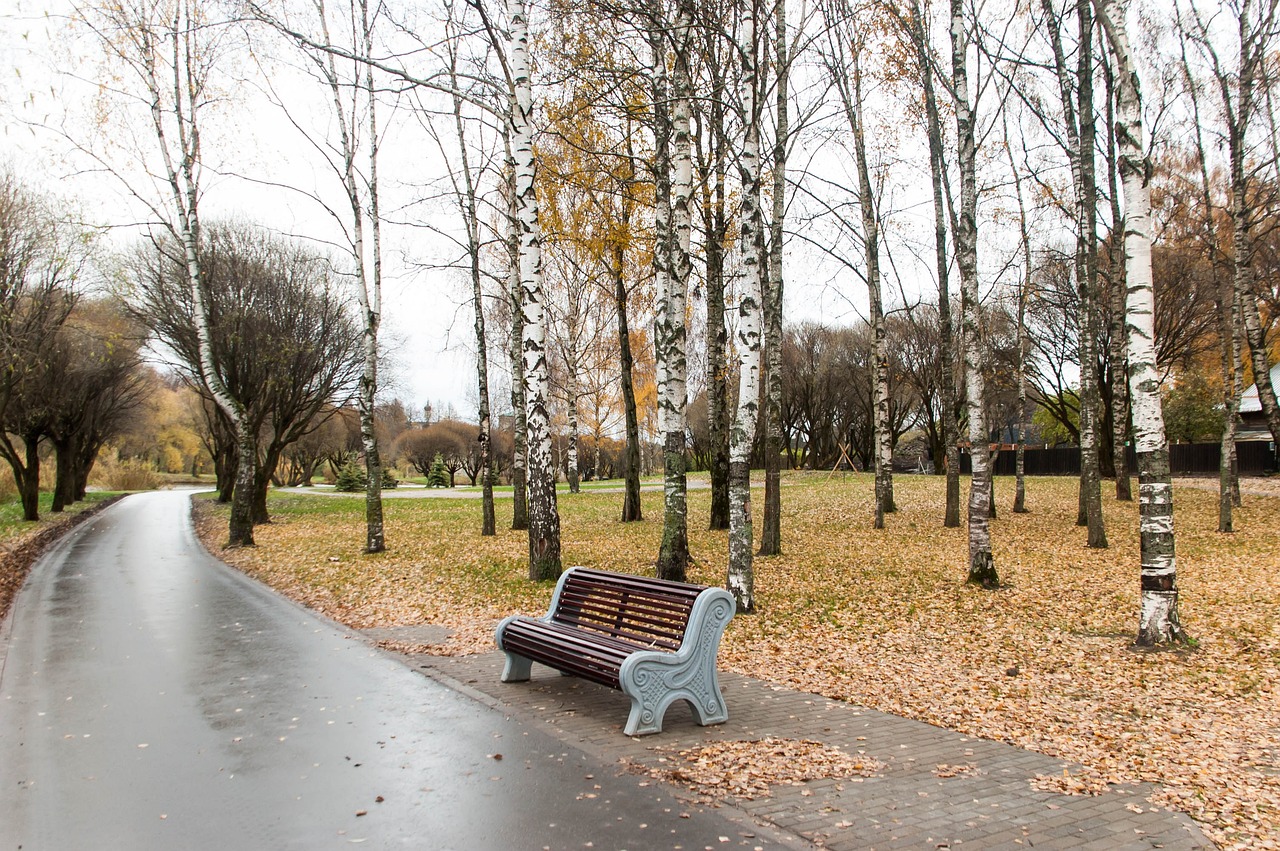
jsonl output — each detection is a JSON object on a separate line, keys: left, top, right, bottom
{"left": 0, "top": 491, "right": 802, "bottom": 850}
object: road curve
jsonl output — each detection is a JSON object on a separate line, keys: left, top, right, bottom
{"left": 0, "top": 491, "right": 795, "bottom": 850}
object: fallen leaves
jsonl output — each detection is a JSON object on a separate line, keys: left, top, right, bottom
{"left": 194, "top": 474, "right": 1280, "bottom": 849}
{"left": 1030, "top": 769, "right": 1112, "bottom": 796}
{"left": 648, "top": 737, "right": 883, "bottom": 800}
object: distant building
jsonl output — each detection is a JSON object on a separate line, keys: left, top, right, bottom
{"left": 1239, "top": 362, "right": 1280, "bottom": 442}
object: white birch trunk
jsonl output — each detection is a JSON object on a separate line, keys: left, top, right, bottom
{"left": 1095, "top": 0, "right": 1182, "bottom": 645}
{"left": 845, "top": 48, "right": 894, "bottom": 528}
{"left": 728, "top": 0, "right": 764, "bottom": 614}
{"left": 313, "top": 0, "right": 383, "bottom": 552}
{"left": 136, "top": 1, "right": 254, "bottom": 546}
{"left": 508, "top": 0, "right": 561, "bottom": 580}
{"left": 951, "top": 0, "right": 997, "bottom": 587}
{"left": 758, "top": 0, "right": 788, "bottom": 557}
{"left": 448, "top": 56, "right": 496, "bottom": 535}
{"left": 565, "top": 344, "right": 581, "bottom": 494}
{"left": 652, "top": 19, "right": 691, "bottom": 581}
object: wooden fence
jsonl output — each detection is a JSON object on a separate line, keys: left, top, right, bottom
{"left": 957, "top": 440, "right": 1278, "bottom": 477}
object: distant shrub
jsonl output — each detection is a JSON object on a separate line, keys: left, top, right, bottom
{"left": 334, "top": 455, "right": 398, "bottom": 491}
{"left": 105, "top": 461, "right": 161, "bottom": 492}
{"left": 334, "top": 454, "right": 366, "bottom": 492}
{"left": 426, "top": 453, "right": 449, "bottom": 488}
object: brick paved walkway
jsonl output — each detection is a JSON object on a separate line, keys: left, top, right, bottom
{"left": 367, "top": 627, "right": 1212, "bottom": 851}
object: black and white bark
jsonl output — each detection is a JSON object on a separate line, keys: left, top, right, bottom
{"left": 444, "top": 45, "right": 497, "bottom": 536}
{"left": 903, "top": 0, "right": 961, "bottom": 527}
{"left": 654, "top": 7, "right": 693, "bottom": 582}
{"left": 1102, "top": 53, "right": 1132, "bottom": 502}
{"left": 1042, "top": 0, "right": 1105, "bottom": 547}
{"left": 508, "top": 0, "right": 561, "bottom": 579}
{"left": 728, "top": 0, "right": 766, "bottom": 613}
{"left": 259, "top": 0, "right": 387, "bottom": 551}
{"left": 951, "top": 0, "right": 998, "bottom": 587}
{"left": 81, "top": 0, "right": 256, "bottom": 546}
{"left": 1095, "top": 0, "right": 1184, "bottom": 646}
{"left": 1180, "top": 30, "right": 1241, "bottom": 531}
{"left": 1002, "top": 110, "right": 1031, "bottom": 514}
{"left": 758, "top": 0, "right": 789, "bottom": 556}
{"left": 506, "top": 145, "right": 530, "bottom": 531}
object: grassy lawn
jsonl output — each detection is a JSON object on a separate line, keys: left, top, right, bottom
{"left": 0, "top": 491, "right": 121, "bottom": 544}
{"left": 198, "top": 472, "right": 1280, "bottom": 848}
{"left": 0, "top": 491, "right": 124, "bottom": 620}
{"left": 390, "top": 477, "right": 660, "bottom": 493}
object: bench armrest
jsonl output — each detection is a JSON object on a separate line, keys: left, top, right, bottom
{"left": 617, "top": 586, "right": 735, "bottom": 735}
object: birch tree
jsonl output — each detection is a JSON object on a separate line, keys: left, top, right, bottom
{"left": 1040, "top": 0, "right": 1106, "bottom": 547}
{"left": 1101, "top": 54, "right": 1132, "bottom": 502}
{"left": 77, "top": 0, "right": 256, "bottom": 547}
{"left": 253, "top": 0, "right": 388, "bottom": 552}
{"left": 691, "top": 5, "right": 732, "bottom": 531}
{"left": 822, "top": 3, "right": 895, "bottom": 527}
{"left": 1181, "top": 0, "right": 1280, "bottom": 452}
{"left": 440, "top": 20, "right": 497, "bottom": 535}
{"left": 1094, "top": 0, "right": 1185, "bottom": 646}
{"left": 507, "top": 0, "right": 562, "bottom": 579}
{"left": 759, "top": 0, "right": 791, "bottom": 555}
{"left": 728, "top": 0, "right": 766, "bottom": 613}
{"left": 900, "top": 0, "right": 962, "bottom": 527}
{"left": 652, "top": 6, "right": 693, "bottom": 582}
{"left": 951, "top": 0, "right": 998, "bottom": 587}
{"left": 1179, "top": 24, "right": 1243, "bottom": 532}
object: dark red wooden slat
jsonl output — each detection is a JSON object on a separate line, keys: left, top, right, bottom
{"left": 501, "top": 569, "right": 716, "bottom": 692}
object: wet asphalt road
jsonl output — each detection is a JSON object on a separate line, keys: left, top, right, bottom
{"left": 0, "top": 492, "right": 794, "bottom": 850}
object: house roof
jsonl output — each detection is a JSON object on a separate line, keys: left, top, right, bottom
{"left": 1240, "top": 362, "right": 1280, "bottom": 414}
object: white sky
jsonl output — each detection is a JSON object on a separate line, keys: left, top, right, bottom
{"left": 1, "top": 1, "right": 484, "bottom": 420}
{"left": 1, "top": 0, "right": 1063, "bottom": 421}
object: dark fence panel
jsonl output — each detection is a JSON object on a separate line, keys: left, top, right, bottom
{"left": 959, "top": 441, "right": 1278, "bottom": 477}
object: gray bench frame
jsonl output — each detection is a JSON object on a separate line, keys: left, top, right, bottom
{"left": 494, "top": 567, "right": 735, "bottom": 736}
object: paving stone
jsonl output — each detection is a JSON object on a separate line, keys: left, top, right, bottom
{"left": 402, "top": 648, "right": 1215, "bottom": 850}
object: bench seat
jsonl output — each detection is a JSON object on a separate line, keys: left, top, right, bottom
{"left": 494, "top": 567, "right": 735, "bottom": 736}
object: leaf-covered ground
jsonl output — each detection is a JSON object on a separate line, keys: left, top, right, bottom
{"left": 0, "top": 493, "right": 122, "bottom": 621}
{"left": 197, "top": 473, "right": 1280, "bottom": 849}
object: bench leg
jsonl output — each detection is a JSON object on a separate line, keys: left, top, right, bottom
{"left": 500, "top": 653, "right": 533, "bottom": 683}
{"left": 620, "top": 657, "right": 728, "bottom": 736}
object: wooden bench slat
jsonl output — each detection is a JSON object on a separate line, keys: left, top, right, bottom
{"left": 554, "top": 602, "right": 689, "bottom": 646}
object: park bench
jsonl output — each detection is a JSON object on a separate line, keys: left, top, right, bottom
{"left": 494, "top": 567, "right": 736, "bottom": 736}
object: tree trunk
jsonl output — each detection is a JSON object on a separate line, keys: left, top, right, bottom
{"left": 1044, "top": 0, "right": 1105, "bottom": 544}
{"left": 1005, "top": 106, "right": 1031, "bottom": 514}
{"left": 729, "top": 0, "right": 764, "bottom": 614}
{"left": 1095, "top": 0, "right": 1183, "bottom": 645}
{"left": 653, "top": 21, "right": 691, "bottom": 582}
{"left": 565, "top": 356, "right": 581, "bottom": 494}
{"left": 51, "top": 436, "right": 74, "bottom": 513}
{"left": 909, "top": 0, "right": 961, "bottom": 527}
{"left": 1104, "top": 55, "right": 1132, "bottom": 502}
{"left": 614, "top": 244, "right": 642, "bottom": 522}
{"left": 845, "top": 45, "right": 894, "bottom": 528}
{"left": 1218, "top": 284, "right": 1243, "bottom": 531}
{"left": 1077, "top": 1, "right": 1107, "bottom": 547}
{"left": 450, "top": 58, "right": 496, "bottom": 536}
{"left": 759, "top": 0, "right": 788, "bottom": 556}
{"left": 952, "top": 0, "right": 997, "bottom": 588}
{"left": 704, "top": 87, "right": 731, "bottom": 532}
{"left": 19, "top": 435, "right": 40, "bottom": 522}
{"left": 507, "top": 151, "right": 529, "bottom": 532}
{"left": 510, "top": 0, "right": 561, "bottom": 581}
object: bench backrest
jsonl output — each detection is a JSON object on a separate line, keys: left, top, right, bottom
{"left": 551, "top": 568, "right": 704, "bottom": 651}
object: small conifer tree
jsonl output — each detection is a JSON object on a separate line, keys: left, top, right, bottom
{"left": 426, "top": 452, "right": 449, "bottom": 488}
{"left": 335, "top": 453, "right": 367, "bottom": 492}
